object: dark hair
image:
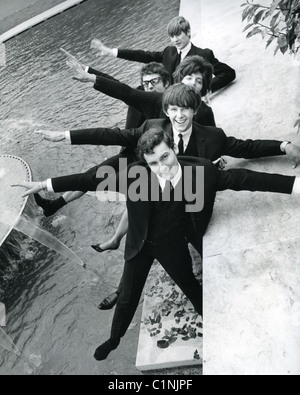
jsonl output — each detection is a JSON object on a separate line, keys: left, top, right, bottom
{"left": 167, "top": 16, "right": 191, "bottom": 37}
{"left": 162, "top": 83, "right": 201, "bottom": 113}
{"left": 140, "top": 62, "right": 171, "bottom": 87}
{"left": 173, "top": 55, "right": 213, "bottom": 96}
{"left": 137, "top": 128, "right": 174, "bottom": 161}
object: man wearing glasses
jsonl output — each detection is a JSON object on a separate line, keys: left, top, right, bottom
{"left": 61, "top": 49, "right": 215, "bottom": 129}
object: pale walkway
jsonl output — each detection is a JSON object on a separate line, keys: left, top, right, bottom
{"left": 181, "top": 0, "right": 300, "bottom": 376}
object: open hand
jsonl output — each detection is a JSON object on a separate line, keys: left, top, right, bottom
{"left": 285, "top": 143, "right": 300, "bottom": 169}
{"left": 67, "top": 60, "right": 96, "bottom": 83}
{"left": 11, "top": 181, "right": 43, "bottom": 198}
{"left": 60, "top": 48, "right": 86, "bottom": 70}
{"left": 90, "top": 39, "right": 113, "bottom": 56}
{"left": 34, "top": 130, "right": 66, "bottom": 142}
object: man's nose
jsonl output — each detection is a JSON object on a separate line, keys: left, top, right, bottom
{"left": 190, "top": 77, "right": 196, "bottom": 86}
{"left": 159, "top": 162, "right": 167, "bottom": 172}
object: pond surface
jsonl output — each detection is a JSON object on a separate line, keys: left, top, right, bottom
{"left": 0, "top": 0, "right": 180, "bottom": 375}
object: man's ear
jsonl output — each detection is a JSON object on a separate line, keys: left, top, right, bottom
{"left": 187, "top": 30, "right": 191, "bottom": 39}
{"left": 164, "top": 108, "right": 170, "bottom": 118}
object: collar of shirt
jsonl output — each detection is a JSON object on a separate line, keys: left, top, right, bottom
{"left": 173, "top": 126, "right": 193, "bottom": 152}
{"left": 156, "top": 163, "right": 182, "bottom": 191}
{"left": 177, "top": 42, "right": 192, "bottom": 60}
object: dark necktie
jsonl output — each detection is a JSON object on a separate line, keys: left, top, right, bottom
{"left": 174, "top": 51, "right": 182, "bottom": 69}
{"left": 161, "top": 180, "right": 173, "bottom": 201}
{"left": 178, "top": 133, "right": 184, "bottom": 155}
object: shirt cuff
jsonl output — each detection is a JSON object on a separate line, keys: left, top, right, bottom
{"left": 46, "top": 179, "right": 54, "bottom": 193}
{"left": 85, "top": 66, "right": 89, "bottom": 73}
{"left": 65, "top": 130, "right": 71, "bottom": 143}
{"left": 292, "top": 177, "right": 300, "bottom": 194}
{"left": 112, "top": 48, "right": 118, "bottom": 57}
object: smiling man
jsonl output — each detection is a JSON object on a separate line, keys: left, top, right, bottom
{"left": 32, "top": 83, "right": 300, "bottom": 222}
{"left": 91, "top": 16, "right": 236, "bottom": 92}
{"left": 13, "top": 127, "right": 300, "bottom": 361}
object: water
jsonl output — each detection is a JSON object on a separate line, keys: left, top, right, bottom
{"left": 0, "top": 209, "right": 85, "bottom": 268}
{"left": 0, "top": 0, "right": 180, "bottom": 375}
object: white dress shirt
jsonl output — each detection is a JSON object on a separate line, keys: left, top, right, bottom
{"left": 156, "top": 163, "right": 182, "bottom": 191}
{"left": 177, "top": 42, "right": 192, "bottom": 61}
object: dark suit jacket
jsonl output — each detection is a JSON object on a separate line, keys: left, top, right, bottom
{"left": 69, "top": 118, "right": 284, "bottom": 163}
{"left": 88, "top": 67, "right": 216, "bottom": 127}
{"left": 50, "top": 157, "right": 294, "bottom": 260}
{"left": 117, "top": 44, "right": 236, "bottom": 92}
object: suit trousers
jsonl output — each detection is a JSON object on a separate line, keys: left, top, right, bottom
{"left": 110, "top": 239, "right": 202, "bottom": 341}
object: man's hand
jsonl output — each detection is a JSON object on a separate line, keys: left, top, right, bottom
{"left": 285, "top": 143, "right": 300, "bottom": 168}
{"left": 60, "top": 48, "right": 86, "bottom": 70}
{"left": 35, "top": 130, "right": 66, "bottom": 142}
{"left": 90, "top": 39, "right": 115, "bottom": 57}
{"left": 11, "top": 181, "right": 44, "bottom": 198}
{"left": 218, "top": 157, "right": 227, "bottom": 170}
{"left": 67, "top": 60, "right": 96, "bottom": 83}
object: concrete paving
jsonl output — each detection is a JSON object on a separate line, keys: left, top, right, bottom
{"left": 0, "top": 0, "right": 67, "bottom": 34}
{"left": 180, "top": 0, "right": 300, "bottom": 376}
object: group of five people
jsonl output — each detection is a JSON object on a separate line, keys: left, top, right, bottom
{"left": 14, "top": 16, "right": 300, "bottom": 361}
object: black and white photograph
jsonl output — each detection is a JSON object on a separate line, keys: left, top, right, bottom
{"left": 0, "top": 0, "right": 299, "bottom": 377}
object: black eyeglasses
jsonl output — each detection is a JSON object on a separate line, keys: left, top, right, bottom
{"left": 142, "top": 77, "right": 161, "bottom": 88}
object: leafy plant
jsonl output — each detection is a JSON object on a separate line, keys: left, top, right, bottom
{"left": 241, "top": 0, "right": 300, "bottom": 56}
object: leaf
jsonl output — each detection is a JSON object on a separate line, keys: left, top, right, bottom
{"left": 279, "top": 45, "right": 289, "bottom": 54}
{"left": 169, "top": 337, "right": 177, "bottom": 345}
{"left": 254, "top": 9, "right": 266, "bottom": 23}
{"left": 243, "top": 23, "right": 254, "bottom": 32}
{"left": 270, "top": 11, "right": 281, "bottom": 27}
{"left": 269, "top": 0, "right": 282, "bottom": 16}
{"left": 247, "top": 6, "right": 260, "bottom": 22}
{"left": 294, "top": 119, "right": 300, "bottom": 127}
{"left": 246, "top": 27, "right": 263, "bottom": 38}
{"left": 266, "top": 35, "right": 277, "bottom": 49}
{"left": 274, "top": 45, "right": 281, "bottom": 55}
{"left": 242, "top": 6, "right": 252, "bottom": 22}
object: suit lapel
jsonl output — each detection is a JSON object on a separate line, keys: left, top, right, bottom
{"left": 170, "top": 47, "right": 180, "bottom": 70}
{"left": 165, "top": 122, "right": 174, "bottom": 139}
{"left": 192, "top": 124, "right": 206, "bottom": 158}
{"left": 187, "top": 43, "right": 199, "bottom": 57}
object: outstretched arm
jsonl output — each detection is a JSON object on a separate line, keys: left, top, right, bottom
{"left": 90, "top": 39, "right": 118, "bottom": 57}
{"left": 34, "top": 121, "right": 145, "bottom": 148}
{"left": 224, "top": 136, "right": 300, "bottom": 168}
{"left": 91, "top": 39, "right": 164, "bottom": 64}
{"left": 204, "top": 49, "right": 236, "bottom": 93}
{"left": 217, "top": 168, "right": 297, "bottom": 195}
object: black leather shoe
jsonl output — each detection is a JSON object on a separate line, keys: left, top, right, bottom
{"left": 94, "top": 339, "right": 120, "bottom": 361}
{"left": 98, "top": 292, "right": 119, "bottom": 310}
{"left": 91, "top": 244, "right": 105, "bottom": 253}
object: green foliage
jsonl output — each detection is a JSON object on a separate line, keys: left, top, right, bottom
{"left": 241, "top": 0, "right": 300, "bottom": 55}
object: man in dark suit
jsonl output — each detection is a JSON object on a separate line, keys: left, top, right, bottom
{"left": 62, "top": 49, "right": 216, "bottom": 128}
{"left": 33, "top": 84, "right": 300, "bottom": 221}
{"left": 91, "top": 16, "right": 236, "bottom": 92}
{"left": 14, "top": 128, "right": 299, "bottom": 361}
